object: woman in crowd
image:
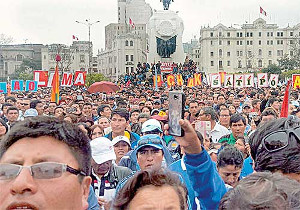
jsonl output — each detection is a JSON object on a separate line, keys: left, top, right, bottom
{"left": 141, "top": 106, "right": 152, "bottom": 116}
{"left": 90, "top": 124, "right": 104, "bottom": 140}
{"left": 112, "top": 136, "right": 131, "bottom": 165}
{"left": 0, "top": 118, "right": 8, "bottom": 139}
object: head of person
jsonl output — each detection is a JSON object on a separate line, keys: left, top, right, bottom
{"left": 153, "top": 100, "right": 161, "bottom": 109}
{"left": 198, "top": 107, "right": 217, "bottom": 123}
{"left": 252, "top": 99, "right": 261, "bottom": 110}
{"left": 113, "top": 169, "right": 188, "bottom": 210}
{"left": 91, "top": 104, "right": 98, "bottom": 116}
{"left": 112, "top": 136, "right": 131, "bottom": 163}
{"left": 23, "top": 108, "right": 38, "bottom": 119}
{"left": 90, "top": 137, "right": 116, "bottom": 176}
{"left": 0, "top": 118, "right": 8, "bottom": 137}
{"left": 130, "top": 109, "right": 140, "bottom": 124}
{"left": 77, "top": 122, "right": 91, "bottom": 137}
{"left": 260, "top": 107, "right": 278, "bottom": 125}
{"left": 30, "top": 100, "right": 44, "bottom": 116}
{"left": 81, "top": 102, "right": 92, "bottom": 117}
{"left": 242, "top": 103, "right": 252, "bottom": 115}
{"left": 144, "top": 101, "right": 153, "bottom": 109}
{"left": 6, "top": 107, "right": 19, "bottom": 123}
{"left": 250, "top": 116, "right": 300, "bottom": 182}
{"left": 5, "top": 96, "right": 16, "bottom": 105}
{"left": 111, "top": 108, "right": 129, "bottom": 135}
{"left": 219, "top": 172, "right": 300, "bottom": 209}
{"left": 135, "top": 134, "right": 164, "bottom": 170}
{"left": 90, "top": 124, "right": 104, "bottom": 140}
{"left": 234, "top": 135, "right": 248, "bottom": 158}
{"left": 217, "top": 94, "right": 226, "bottom": 105}
{"left": 54, "top": 106, "right": 64, "bottom": 119}
{"left": 219, "top": 108, "right": 231, "bottom": 127}
{"left": 141, "top": 119, "right": 163, "bottom": 137}
{"left": 141, "top": 106, "right": 152, "bottom": 116}
{"left": 1, "top": 103, "right": 13, "bottom": 116}
{"left": 48, "top": 102, "right": 57, "bottom": 115}
{"left": 189, "top": 100, "right": 199, "bottom": 117}
{"left": 137, "top": 113, "right": 150, "bottom": 124}
{"left": 269, "top": 97, "right": 280, "bottom": 111}
{"left": 0, "top": 116, "right": 91, "bottom": 209}
{"left": 217, "top": 146, "right": 244, "bottom": 187}
{"left": 230, "top": 114, "right": 246, "bottom": 139}
{"left": 97, "top": 116, "right": 110, "bottom": 131}
{"left": 97, "top": 104, "right": 112, "bottom": 119}
{"left": 228, "top": 104, "right": 236, "bottom": 115}
{"left": 63, "top": 113, "right": 78, "bottom": 124}
{"left": 232, "top": 97, "right": 240, "bottom": 108}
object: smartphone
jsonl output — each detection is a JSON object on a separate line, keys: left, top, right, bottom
{"left": 168, "top": 91, "right": 185, "bottom": 137}
{"left": 195, "top": 121, "right": 211, "bottom": 139}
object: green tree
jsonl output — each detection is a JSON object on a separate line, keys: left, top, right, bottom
{"left": 12, "top": 58, "right": 42, "bottom": 80}
{"left": 261, "top": 64, "right": 282, "bottom": 74}
{"left": 282, "top": 69, "right": 300, "bottom": 79}
{"left": 85, "top": 73, "right": 109, "bottom": 87}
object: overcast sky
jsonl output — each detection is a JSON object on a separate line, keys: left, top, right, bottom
{"left": 1, "top": 0, "right": 300, "bottom": 54}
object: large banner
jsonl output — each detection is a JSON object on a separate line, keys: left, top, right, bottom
{"left": 160, "top": 62, "right": 173, "bottom": 73}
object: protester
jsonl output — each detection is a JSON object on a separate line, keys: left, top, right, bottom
{"left": 0, "top": 116, "right": 92, "bottom": 209}
{"left": 90, "top": 124, "right": 104, "bottom": 140}
{"left": 219, "top": 172, "right": 300, "bottom": 209}
{"left": 217, "top": 146, "right": 244, "bottom": 187}
{"left": 0, "top": 118, "right": 8, "bottom": 139}
{"left": 90, "top": 137, "right": 132, "bottom": 209}
{"left": 113, "top": 169, "right": 188, "bottom": 210}
{"left": 112, "top": 136, "right": 131, "bottom": 165}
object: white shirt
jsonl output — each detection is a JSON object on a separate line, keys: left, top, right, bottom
{"left": 210, "top": 122, "right": 230, "bottom": 143}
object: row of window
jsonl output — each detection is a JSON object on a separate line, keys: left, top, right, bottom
{"left": 210, "top": 60, "right": 273, "bottom": 68}
{"left": 210, "top": 31, "right": 299, "bottom": 37}
{"left": 125, "top": 55, "right": 134, "bottom": 62}
{"left": 125, "top": 40, "right": 134, "bottom": 47}
{"left": 210, "top": 49, "right": 286, "bottom": 57}
{"left": 210, "top": 39, "right": 298, "bottom": 46}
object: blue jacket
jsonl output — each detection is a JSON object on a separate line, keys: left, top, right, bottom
{"left": 87, "top": 185, "right": 100, "bottom": 210}
{"left": 184, "top": 148, "right": 227, "bottom": 210}
{"left": 169, "top": 158, "right": 198, "bottom": 209}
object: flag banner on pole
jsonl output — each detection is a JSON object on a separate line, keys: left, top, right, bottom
{"left": 260, "top": 6, "right": 267, "bottom": 16}
{"left": 280, "top": 80, "right": 292, "bottom": 118}
{"left": 51, "top": 64, "right": 59, "bottom": 104}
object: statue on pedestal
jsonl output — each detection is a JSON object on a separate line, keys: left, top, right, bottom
{"left": 160, "top": 0, "right": 174, "bottom": 10}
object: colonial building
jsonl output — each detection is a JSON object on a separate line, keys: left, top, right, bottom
{"left": 97, "top": 0, "right": 152, "bottom": 81}
{"left": 199, "top": 18, "right": 300, "bottom": 73}
{"left": 41, "top": 41, "right": 94, "bottom": 73}
{"left": 0, "top": 44, "right": 43, "bottom": 81}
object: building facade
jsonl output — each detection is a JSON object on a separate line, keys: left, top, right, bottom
{"left": 199, "top": 18, "right": 300, "bottom": 73}
{"left": 96, "top": 0, "right": 152, "bottom": 81}
{"left": 0, "top": 44, "right": 43, "bottom": 81}
{"left": 41, "top": 41, "right": 95, "bottom": 73}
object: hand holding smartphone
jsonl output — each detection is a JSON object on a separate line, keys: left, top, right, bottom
{"left": 168, "top": 91, "right": 185, "bottom": 137}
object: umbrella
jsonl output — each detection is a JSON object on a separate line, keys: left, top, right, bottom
{"left": 88, "top": 81, "right": 120, "bottom": 93}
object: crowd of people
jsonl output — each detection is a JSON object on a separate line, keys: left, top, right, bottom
{"left": 1, "top": 75, "right": 300, "bottom": 209}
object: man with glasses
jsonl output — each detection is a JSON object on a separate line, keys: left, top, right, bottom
{"left": 219, "top": 108, "right": 231, "bottom": 129}
{"left": 0, "top": 116, "right": 93, "bottom": 209}
{"left": 250, "top": 116, "right": 300, "bottom": 182}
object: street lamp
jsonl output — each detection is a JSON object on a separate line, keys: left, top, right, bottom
{"left": 76, "top": 19, "right": 100, "bottom": 74}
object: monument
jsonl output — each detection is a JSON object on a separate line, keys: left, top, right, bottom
{"left": 147, "top": 0, "right": 185, "bottom": 63}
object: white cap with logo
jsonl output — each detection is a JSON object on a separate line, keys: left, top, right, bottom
{"left": 90, "top": 137, "right": 116, "bottom": 164}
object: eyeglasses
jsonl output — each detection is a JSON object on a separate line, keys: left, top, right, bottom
{"left": 20, "top": 103, "right": 29, "bottom": 106}
{"left": 260, "top": 127, "right": 300, "bottom": 153}
{"left": 0, "top": 162, "right": 86, "bottom": 180}
{"left": 138, "top": 134, "right": 162, "bottom": 147}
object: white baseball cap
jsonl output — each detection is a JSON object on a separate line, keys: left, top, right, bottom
{"left": 112, "top": 136, "right": 130, "bottom": 146}
{"left": 90, "top": 137, "right": 116, "bottom": 164}
{"left": 141, "top": 119, "right": 162, "bottom": 133}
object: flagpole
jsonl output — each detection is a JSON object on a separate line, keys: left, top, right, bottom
{"left": 154, "top": 59, "right": 158, "bottom": 91}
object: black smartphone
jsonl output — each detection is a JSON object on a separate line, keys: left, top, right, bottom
{"left": 168, "top": 91, "right": 185, "bottom": 137}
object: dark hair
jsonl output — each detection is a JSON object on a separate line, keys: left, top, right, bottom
{"left": 130, "top": 109, "right": 140, "bottom": 117}
{"left": 137, "top": 113, "right": 150, "bottom": 121}
{"left": 5, "top": 96, "right": 16, "bottom": 103}
{"left": 83, "top": 102, "right": 92, "bottom": 107}
{"left": 250, "top": 117, "right": 300, "bottom": 174}
{"left": 0, "top": 116, "right": 91, "bottom": 179}
{"left": 1, "top": 103, "right": 13, "bottom": 111}
{"left": 261, "top": 107, "right": 278, "bottom": 118}
{"left": 113, "top": 169, "right": 188, "bottom": 210}
{"left": 111, "top": 108, "right": 130, "bottom": 121}
{"left": 97, "top": 104, "right": 111, "bottom": 116}
{"left": 201, "top": 107, "right": 217, "bottom": 121}
{"left": 0, "top": 118, "right": 8, "bottom": 134}
{"left": 30, "top": 99, "right": 42, "bottom": 109}
{"left": 189, "top": 100, "right": 198, "bottom": 106}
{"left": 7, "top": 106, "right": 19, "bottom": 114}
{"left": 219, "top": 172, "right": 300, "bottom": 209}
{"left": 217, "top": 146, "right": 244, "bottom": 169}
{"left": 268, "top": 97, "right": 279, "bottom": 106}
{"left": 230, "top": 114, "right": 246, "bottom": 126}
{"left": 251, "top": 99, "right": 261, "bottom": 107}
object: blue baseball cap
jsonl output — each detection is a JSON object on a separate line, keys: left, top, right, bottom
{"left": 136, "top": 134, "right": 163, "bottom": 151}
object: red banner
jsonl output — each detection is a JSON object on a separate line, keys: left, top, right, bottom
{"left": 160, "top": 62, "right": 173, "bottom": 73}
